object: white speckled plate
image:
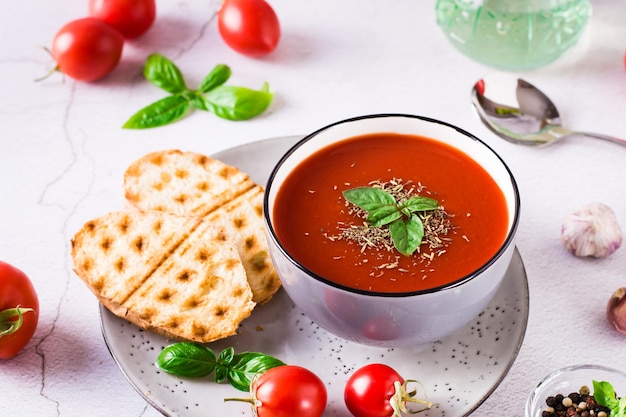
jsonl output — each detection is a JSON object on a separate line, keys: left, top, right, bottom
{"left": 100, "top": 136, "right": 529, "bottom": 417}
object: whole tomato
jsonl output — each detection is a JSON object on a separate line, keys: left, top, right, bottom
{"left": 51, "top": 17, "right": 124, "bottom": 82}
{"left": 344, "top": 364, "right": 433, "bottom": 417}
{"left": 232, "top": 365, "right": 327, "bottom": 417}
{"left": 89, "top": 0, "right": 156, "bottom": 39}
{"left": 0, "top": 261, "right": 39, "bottom": 360}
{"left": 217, "top": 0, "right": 281, "bottom": 57}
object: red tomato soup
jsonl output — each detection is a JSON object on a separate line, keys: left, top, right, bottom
{"left": 272, "top": 133, "right": 509, "bottom": 293}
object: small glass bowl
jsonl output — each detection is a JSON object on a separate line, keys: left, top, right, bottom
{"left": 525, "top": 364, "right": 626, "bottom": 417}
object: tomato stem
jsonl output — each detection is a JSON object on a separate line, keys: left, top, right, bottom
{"left": 391, "top": 379, "right": 435, "bottom": 416}
{"left": 0, "top": 306, "right": 35, "bottom": 338}
{"left": 34, "top": 46, "right": 62, "bottom": 82}
{"left": 223, "top": 396, "right": 262, "bottom": 416}
{"left": 34, "top": 66, "right": 62, "bottom": 82}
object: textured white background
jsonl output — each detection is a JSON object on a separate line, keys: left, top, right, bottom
{"left": 1, "top": 0, "right": 625, "bottom": 416}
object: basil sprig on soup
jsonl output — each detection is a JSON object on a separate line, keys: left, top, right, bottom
{"left": 272, "top": 133, "right": 508, "bottom": 293}
{"left": 341, "top": 184, "right": 443, "bottom": 256}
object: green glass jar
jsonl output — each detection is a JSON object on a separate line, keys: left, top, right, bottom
{"left": 435, "top": 0, "right": 592, "bottom": 70}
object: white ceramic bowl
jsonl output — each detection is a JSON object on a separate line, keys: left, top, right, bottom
{"left": 525, "top": 364, "right": 626, "bottom": 417}
{"left": 263, "top": 114, "right": 520, "bottom": 348}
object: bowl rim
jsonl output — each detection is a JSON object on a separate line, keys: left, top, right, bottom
{"left": 525, "top": 364, "right": 626, "bottom": 417}
{"left": 263, "top": 113, "right": 521, "bottom": 297}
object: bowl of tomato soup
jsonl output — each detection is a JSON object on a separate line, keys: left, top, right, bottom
{"left": 264, "top": 114, "right": 520, "bottom": 347}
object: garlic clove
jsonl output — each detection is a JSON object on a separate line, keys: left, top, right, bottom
{"left": 607, "top": 288, "right": 626, "bottom": 335}
{"left": 561, "top": 202, "right": 622, "bottom": 258}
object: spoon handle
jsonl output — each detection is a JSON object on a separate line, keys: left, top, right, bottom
{"left": 580, "top": 132, "right": 626, "bottom": 147}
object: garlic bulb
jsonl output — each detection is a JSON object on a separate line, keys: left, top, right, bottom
{"left": 561, "top": 202, "right": 622, "bottom": 258}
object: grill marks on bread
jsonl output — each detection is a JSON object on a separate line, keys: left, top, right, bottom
{"left": 205, "top": 186, "right": 280, "bottom": 303}
{"left": 71, "top": 211, "right": 254, "bottom": 343}
{"left": 71, "top": 149, "right": 280, "bottom": 343}
{"left": 72, "top": 211, "right": 202, "bottom": 305}
{"left": 124, "top": 149, "right": 254, "bottom": 218}
{"left": 123, "top": 220, "right": 254, "bottom": 342}
{"left": 123, "top": 150, "right": 281, "bottom": 304}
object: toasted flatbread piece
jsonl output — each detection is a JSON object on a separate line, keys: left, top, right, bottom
{"left": 71, "top": 210, "right": 202, "bottom": 303}
{"left": 124, "top": 149, "right": 255, "bottom": 217}
{"left": 205, "top": 185, "right": 281, "bottom": 304}
{"left": 71, "top": 210, "right": 255, "bottom": 343}
{"left": 123, "top": 149, "right": 281, "bottom": 304}
{"left": 123, "top": 221, "right": 255, "bottom": 343}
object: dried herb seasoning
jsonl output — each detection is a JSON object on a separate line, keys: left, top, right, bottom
{"left": 327, "top": 178, "right": 456, "bottom": 265}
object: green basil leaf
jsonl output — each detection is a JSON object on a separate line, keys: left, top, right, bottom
{"left": 400, "top": 196, "right": 439, "bottom": 213}
{"left": 614, "top": 397, "right": 626, "bottom": 417}
{"left": 214, "top": 347, "right": 236, "bottom": 383}
{"left": 218, "top": 347, "right": 235, "bottom": 365}
{"left": 367, "top": 205, "right": 402, "bottom": 227}
{"left": 156, "top": 342, "right": 216, "bottom": 377}
{"left": 390, "top": 215, "right": 424, "bottom": 256}
{"left": 190, "top": 92, "right": 210, "bottom": 111}
{"left": 198, "top": 64, "right": 232, "bottom": 93}
{"left": 144, "top": 53, "right": 188, "bottom": 94}
{"left": 343, "top": 188, "right": 396, "bottom": 211}
{"left": 593, "top": 380, "right": 620, "bottom": 410}
{"left": 214, "top": 364, "right": 228, "bottom": 384}
{"left": 227, "top": 353, "right": 286, "bottom": 391}
{"left": 202, "top": 82, "right": 273, "bottom": 121}
{"left": 123, "top": 94, "right": 191, "bottom": 129}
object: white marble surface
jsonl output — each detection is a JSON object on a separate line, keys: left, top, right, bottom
{"left": 1, "top": 1, "right": 626, "bottom": 416}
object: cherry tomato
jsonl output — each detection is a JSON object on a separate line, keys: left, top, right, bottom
{"left": 344, "top": 364, "right": 433, "bottom": 417}
{"left": 251, "top": 365, "right": 327, "bottom": 417}
{"left": 217, "top": 0, "right": 281, "bottom": 57}
{"left": 0, "top": 261, "right": 39, "bottom": 360}
{"left": 51, "top": 17, "right": 124, "bottom": 82}
{"left": 89, "top": 0, "right": 156, "bottom": 39}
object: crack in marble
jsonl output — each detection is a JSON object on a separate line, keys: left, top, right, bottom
{"left": 29, "top": 4, "right": 222, "bottom": 414}
{"left": 172, "top": 19, "right": 214, "bottom": 61}
{"left": 34, "top": 79, "right": 98, "bottom": 416}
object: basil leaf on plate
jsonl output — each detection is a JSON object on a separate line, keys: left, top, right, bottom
{"left": 156, "top": 342, "right": 216, "bottom": 378}
{"left": 227, "top": 352, "right": 286, "bottom": 391}
{"left": 214, "top": 347, "right": 235, "bottom": 383}
{"left": 156, "top": 342, "right": 286, "bottom": 392}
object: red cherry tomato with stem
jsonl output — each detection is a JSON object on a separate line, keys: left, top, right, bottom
{"left": 0, "top": 261, "right": 39, "bottom": 360}
{"left": 89, "top": 0, "right": 156, "bottom": 39}
{"left": 226, "top": 365, "right": 327, "bottom": 417}
{"left": 50, "top": 17, "right": 124, "bottom": 82}
{"left": 218, "top": 0, "right": 281, "bottom": 57}
{"left": 344, "top": 364, "right": 433, "bottom": 417}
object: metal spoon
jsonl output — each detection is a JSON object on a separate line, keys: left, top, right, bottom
{"left": 471, "top": 76, "right": 626, "bottom": 147}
